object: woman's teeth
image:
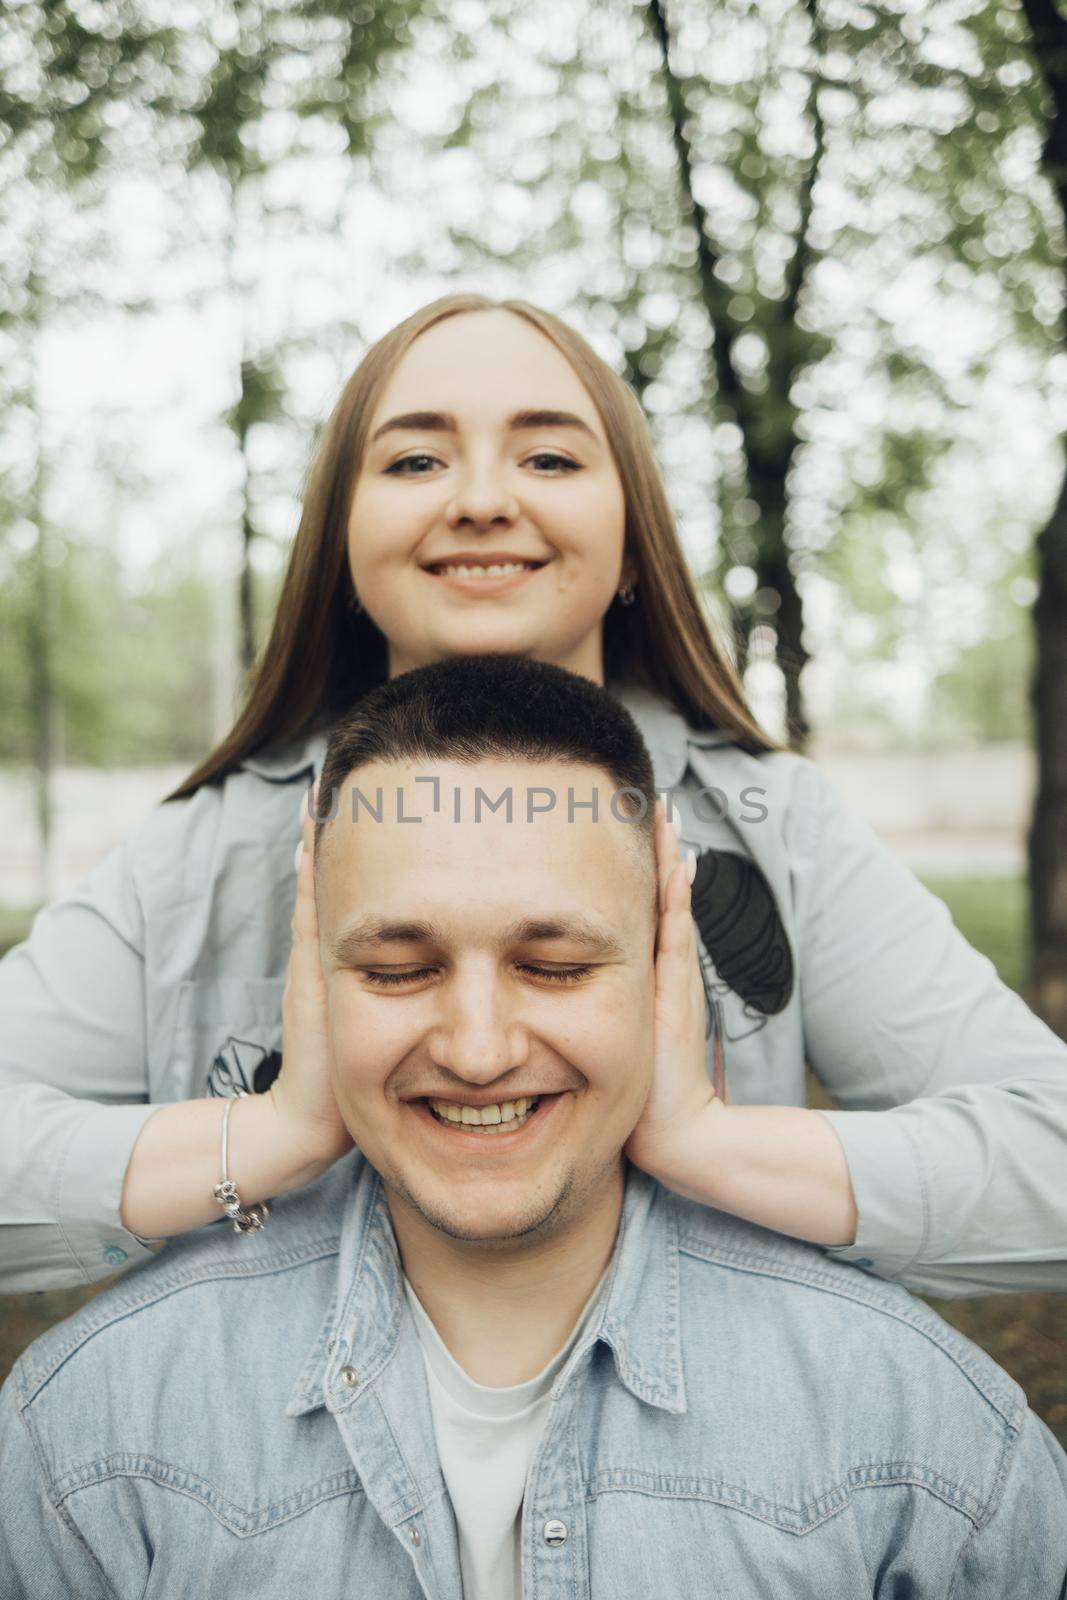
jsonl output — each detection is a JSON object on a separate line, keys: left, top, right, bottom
{"left": 436, "top": 562, "right": 536, "bottom": 578}
{"left": 429, "top": 1096, "right": 540, "bottom": 1131}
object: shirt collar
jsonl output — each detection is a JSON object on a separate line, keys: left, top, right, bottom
{"left": 608, "top": 679, "right": 692, "bottom": 791}
{"left": 239, "top": 682, "right": 691, "bottom": 790}
{"left": 585, "top": 1164, "right": 688, "bottom": 1415}
{"left": 284, "top": 1157, "right": 687, "bottom": 1421}
{"left": 239, "top": 727, "right": 328, "bottom": 783}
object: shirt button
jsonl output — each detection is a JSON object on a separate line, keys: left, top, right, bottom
{"left": 855, "top": 1258, "right": 874, "bottom": 1270}
{"left": 340, "top": 1366, "right": 359, "bottom": 1386}
{"left": 542, "top": 1519, "right": 568, "bottom": 1547}
{"left": 409, "top": 1526, "right": 421, "bottom": 1547}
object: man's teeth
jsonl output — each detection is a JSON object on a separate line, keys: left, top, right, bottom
{"left": 429, "top": 1096, "right": 539, "bottom": 1127}
{"left": 436, "top": 562, "right": 536, "bottom": 577}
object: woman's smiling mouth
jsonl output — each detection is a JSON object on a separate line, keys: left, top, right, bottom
{"left": 421, "top": 554, "right": 550, "bottom": 594}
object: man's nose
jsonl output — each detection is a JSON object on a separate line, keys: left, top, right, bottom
{"left": 428, "top": 975, "right": 530, "bottom": 1082}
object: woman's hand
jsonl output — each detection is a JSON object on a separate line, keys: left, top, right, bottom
{"left": 267, "top": 782, "right": 355, "bottom": 1168}
{"left": 622, "top": 801, "right": 856, "bottom": 1244}
{"left": 623, "top": 799, "right": 726, "bottom": 1181}
{"left": 119, "top": 785, "right": 352, "bottom": 1239}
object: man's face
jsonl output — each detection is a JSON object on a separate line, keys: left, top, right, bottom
{"left": 316, "top": 757, "right": 656, "bottom": 1247}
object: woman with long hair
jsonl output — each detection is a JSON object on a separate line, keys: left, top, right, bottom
{"left": 2, "top": 293, "right": 1063, "bottom": 1295}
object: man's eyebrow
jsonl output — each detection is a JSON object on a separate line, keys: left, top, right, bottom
{"left": 369, "top": 408, "right": 599, "bottom": 444}
{"left": 505, "top": 915, "right": 624, "bottom": 955}
{"left": 330, "top": 913, "right": 624, "bottom": 963}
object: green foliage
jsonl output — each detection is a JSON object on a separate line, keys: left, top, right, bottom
{"left": 0, "top": 0, "right": 1061, "bottom": 761}
{"left": 0, "top": 549, "right": 34, "bottom": 760}
{"left": 927, "top": 601, "right": 1034, "bottom": 746}
{"left": 401, "top": 0, "right": 1062, "bottom": 745}
{"left": 0, "top": 1, "right": 184, "bottom": 184}
{"left": 179, "top": 0, "right": 436, "bottom": 180}
{"left": 0, "top": 541, "right": 219, "bottom": 766}
{"left": 0, "top": 903, "right": 38, "bottom": 957}
{"left": 0, "top": 0, "right": 442, "bottom": 766}
{"left": 224, "top": 357, "right": 287, "bottom": 444}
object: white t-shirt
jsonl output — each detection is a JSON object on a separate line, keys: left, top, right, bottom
{"left": 402, "top": 1267, "right": 610, "bottom": 1600}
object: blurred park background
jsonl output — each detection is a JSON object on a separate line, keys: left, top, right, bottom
{"left": 0, "top": 0, "right": 1064, "bottom": 1439}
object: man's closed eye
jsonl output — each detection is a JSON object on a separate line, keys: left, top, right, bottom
{"left": 358, "top": 964, "right": 594, "bottom": 988}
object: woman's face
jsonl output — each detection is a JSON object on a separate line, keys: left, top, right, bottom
{"left": 347, "top": 310, "right": 630, "bottom": 685}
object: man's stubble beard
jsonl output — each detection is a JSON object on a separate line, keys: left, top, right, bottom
{"left": 382, "top": 1143, "right": 626, "bottom": 1251}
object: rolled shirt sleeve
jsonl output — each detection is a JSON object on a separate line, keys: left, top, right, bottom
{"left": 791, "top": 761, "right": 1067, "bottom": 1296}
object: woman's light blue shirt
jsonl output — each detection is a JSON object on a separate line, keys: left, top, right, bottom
{"left": 1, "top": 682, "right": 1065, "bottom": 1294}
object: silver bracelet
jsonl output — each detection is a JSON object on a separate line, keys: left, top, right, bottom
{"left": 212, "top": 1091, "right": 270, "bottom": 1235}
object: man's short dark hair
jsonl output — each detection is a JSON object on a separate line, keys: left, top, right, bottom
{"left": 313, "top": 654, "right": 657, "bottom": 872}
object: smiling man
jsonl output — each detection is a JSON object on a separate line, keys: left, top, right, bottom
{"left": 2, "top": 655, "right": 1066, "bottom": 1600}
{"left": 310, "top": 662, "right": 658, "bottom": 1404}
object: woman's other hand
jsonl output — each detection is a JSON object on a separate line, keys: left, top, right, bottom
{"left": 623, "top": 799, "right": 725, "bottom": 1181}
{"left": 268, "top": 782, "right": 356, "bottom": 1167}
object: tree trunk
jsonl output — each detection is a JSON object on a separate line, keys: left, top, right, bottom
{"left": 645, "top": 0, "right": 822, "bottom": 748}
{"left": 1018, "top": 0, "right": 1067, "bottom": 1036}
{"left": 1028, "top": 475, "right": 1067, "bottom": 1036}
{"left": 28, "top": 438, "right": 62, "bottom": 907}
{"left": 755, "top": 532, "right": 810, "bottom": 747}
{"left": 745, "top": 445, "right": 811, "bottom": 747}
{"left": 224, "top": 177, "right": 257, "bottom": 679}
{"left": 238, "top": 358, "right": 256, "bottom": 675}
{"left": 21, "top": 258, "right": 61, "bottom": 907}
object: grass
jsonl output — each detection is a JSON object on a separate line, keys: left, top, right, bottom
{"left": 921, "top": 874, "right": 1029, "bottom": 996}
{"left": 1, "top": 877, "right": 1064, "bottom": 1447}
{"left": 0, "top": 903, "right": 37, "bottom": 957}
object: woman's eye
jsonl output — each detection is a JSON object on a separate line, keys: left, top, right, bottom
{"left": 385, "top": 454, "right": 439, "bottom": 476}
{"left": 526, "top": 452, "right": 581, "bottom": 474}
{"left": 384, "top": 452, "right": 581, "bottom": 477}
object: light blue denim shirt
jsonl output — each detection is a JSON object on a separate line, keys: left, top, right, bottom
{"left": 2, "top": 681, "right": 1066, "bottom": 1294}
{"left": 2, "top": 1152, "right": 1066, "bottom": 1599}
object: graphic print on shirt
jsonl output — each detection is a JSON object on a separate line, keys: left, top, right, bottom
{"left": 688, "top": 848, "right": 794, "bottom": 1041}
{"left": 205, "top": 1036, "right": 283, "bottom": 1098}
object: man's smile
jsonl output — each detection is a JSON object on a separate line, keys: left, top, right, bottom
{"left": 406, "top": 1091, "right": 568, "bottom": 1148}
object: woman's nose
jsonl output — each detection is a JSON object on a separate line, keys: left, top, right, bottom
{"left": 445, "top": 465, "right": 520, "bottom": 530}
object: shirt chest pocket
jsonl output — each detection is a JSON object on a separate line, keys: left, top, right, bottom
{"left": 163, "top": 976, "right": 287, "bottom": 1101}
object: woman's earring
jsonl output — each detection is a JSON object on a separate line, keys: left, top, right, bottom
{"left": 617, "top": 581, "right": 637, "bottom": 607}
{"left": 348, "top": 590, "right": 364, "bottom": 617}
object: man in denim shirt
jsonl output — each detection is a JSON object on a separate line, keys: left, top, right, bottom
{"left": 2, "top": 654, "right": 1066, "bottom": 1600}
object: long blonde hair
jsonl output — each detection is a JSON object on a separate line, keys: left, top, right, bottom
{"left": 167, "top": 292, "right": 776, "bottom": 800}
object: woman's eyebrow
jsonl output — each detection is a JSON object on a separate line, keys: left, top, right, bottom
{"left": 370, "top": 408, "right": 599, "bottom": 444}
